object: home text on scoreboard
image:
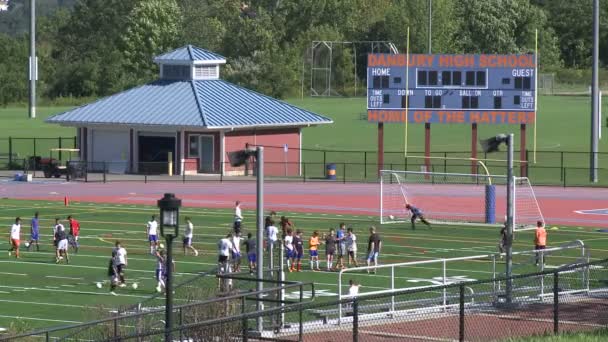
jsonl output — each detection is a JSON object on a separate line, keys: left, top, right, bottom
{"left": 366, "top": 54, "right": 536, "bottom": 124}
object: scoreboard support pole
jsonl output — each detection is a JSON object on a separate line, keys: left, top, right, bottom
{"left": 520, "top": 124, "right": 527, "bottom": 177}
{"left": 425, "top": 123, "right": 431, "bottom": 175}
{"left": 378, "top": 122, "right": 384, "bottom": 177}
{"left": 471, "top": 123, "right": 478, "bottom": 174}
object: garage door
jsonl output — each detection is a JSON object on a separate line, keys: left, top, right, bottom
{"left": 91, "top": 129, "right": 130, "bottom": 173}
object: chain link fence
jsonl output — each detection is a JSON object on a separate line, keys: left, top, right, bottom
{"left": 3, "top": 259, "right": 607, "bottom": 342}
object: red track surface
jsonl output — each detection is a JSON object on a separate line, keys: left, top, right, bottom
{"left": 1, "top": 180, "right": 607, "bottom": 227}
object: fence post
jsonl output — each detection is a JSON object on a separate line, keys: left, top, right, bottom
{"left": 459, "top": 284, "right": 465, "bottom": 342}
{"left": 353, "top": 298, "right": 359, "bottom": 342}
{"left": 302, "top": 163, "right": 306, "bottom": 183}
{"left": 103, "top": 162, "right": 107, "bottom": 184}
{"left": 113, "top": 317, "right": 118, "bottom": 339}
{"left": 46, "top": 332, "right": 50, "bottom": 342}
{"left": 444, "top": 152, "right": 447, "bottom": 173}
{"left": 562, "top": 168, "right": 566, "bottom": 188}
{"left": 241, "top": 296, "right": 248, "bottom": 342}
{"left": 299, "top": 290, "right": 304, "bottom": 342}
{"left": 182, "top": 163, "right": 186, "bottom": 184}
{"left": 560, "top": 152, "right": 564, "bottom": 175}
{"left": 323, "top": 151, "right": 326, "bottom": 174}
{"left": 343, "top": 162, "right": 346, "bottom": 184}
{"left": 58, "top": 137, "right": 62, "bottom": 161}
{"left": 8, "top": 136, "right": 12, "bottom": 167}
{"left": 73, "top": 136, "right": 77, "bottom": 149}
{"left": 553, "top": 271, "right": 559, "bottom": 334}
{"left": 179, "top": 307, "right": 185, "bottom": 342}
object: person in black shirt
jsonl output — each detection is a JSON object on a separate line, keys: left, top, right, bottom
{"left": 366, "top": 226, "right": 381, "bottom": 274}
{"left": 244, "top": 233, "right": 257, "bottom": 275}
{"left": 293, "top": 230, "right": 304, "bottom": 272}
{"left": 324, "top": 228, "right": 336, "bottom": 271}
{"left": 498, "top": 223, "right": 508, "bottom": 258}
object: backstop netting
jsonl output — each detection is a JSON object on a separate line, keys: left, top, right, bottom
{"left": 380, "top": 170, "right": 544, "bottom": 230}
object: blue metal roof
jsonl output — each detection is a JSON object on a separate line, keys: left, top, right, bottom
{"left": 46, "top": 80, "right": 333, "bottom": 129}
{"left": 153, "top": 45, "right": 226, "bottom": 63}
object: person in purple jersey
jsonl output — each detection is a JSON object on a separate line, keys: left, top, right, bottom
{"left": 405, "top": 204, "right": 431, "bottom": 230}
{"left": 27, "top": 212, "right": 40, "bottom": 251}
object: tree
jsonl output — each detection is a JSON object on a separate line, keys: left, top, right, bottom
{"left": 121, "top": 0, "right": 182, "bottom": 81}
{"left": 0, "top": 33, "right": 28, "bottom": 105}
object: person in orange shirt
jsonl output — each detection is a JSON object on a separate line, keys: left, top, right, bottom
{"left": 534, "top": 220, "right": 547, "bottom": 265}
{"left": 309, "top": 231, "right": 321, "bottom": 271}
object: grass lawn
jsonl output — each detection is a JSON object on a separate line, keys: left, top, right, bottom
{"left": 1, "top": 198, "right": 607, "bottom": 334}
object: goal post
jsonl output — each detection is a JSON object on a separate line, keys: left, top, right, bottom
{"left": 380, "top": 170, "right": 544, "bottom": 230}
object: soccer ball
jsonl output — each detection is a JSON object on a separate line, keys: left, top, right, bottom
{"left": 24, "top": 242, "right": 30, "bottom": 248}
{"left": 131, "top": 283, "right": 138, "bottom": 290}
{"left": 156, "top": 285, "right": 162, "bottom": 293}
{"left": 388, "top": 215, "right": 395, "bottom": 220}
{"left": 158, "top": 243, "right": 165, "bottom": 249}
{"left": 96, "top": 282, "right": 103, "bottom": 289}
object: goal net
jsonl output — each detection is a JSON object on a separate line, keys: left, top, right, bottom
{"left": 380, "top": 170, "right": 544, "bottom": 230}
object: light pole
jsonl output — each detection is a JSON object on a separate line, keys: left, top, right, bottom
{"left": 158, "top": 193, "right": 182, "bottom": 342}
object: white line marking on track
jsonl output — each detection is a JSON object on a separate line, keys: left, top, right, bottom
{"left": 0, "top": 291, "right": 10, "bottom": 294}
{"left": 0, "top": 285, "right": 153, "bottom": 299}
{"left": 0, "top": 299, "right": 90, "bottom": 308}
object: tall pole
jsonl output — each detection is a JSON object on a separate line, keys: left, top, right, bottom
{"left": 506, "top": 133, "right": 515, "bottom": 302}
{"left": 590, "top": 0, "right": 600, "bottom": 182}
{"left": 256, "top": 147, "right": 264, "bottom": 333}
{"left": 428, "top": 0, "right": 432, "bottom": 53}
{"left": 165, "top": 235, "right": 174, "bottom": 342}
{"left": 29, "top": 0, "right": 36, "bottom": 119}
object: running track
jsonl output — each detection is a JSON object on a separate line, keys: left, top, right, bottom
{"left": 0, "top": 180, "right": 606, "bottom": 227}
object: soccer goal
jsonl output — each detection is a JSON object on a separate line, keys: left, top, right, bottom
{"left": 380, "top": 170, "right": 544, "bottom": 230}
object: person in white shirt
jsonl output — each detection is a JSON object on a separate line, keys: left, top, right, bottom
{"left": 231, "top": 232, "right": 242, "bottom": 272}
{"left": 346, "top": 227, "right": 359, "bottom": 267}
{"left": 146, "top": 215, "right": 159, "bottom": 255}
{"left": 182, "top": 217, "right": 199, "bottom": 256}
{"left": 8, "top": 217, "right": 21, "bottom": 259}
{"left": 234, "top": 201, "right": 243, "bottom": 234}
{"left": 348, "top": 279, "right": 360, "bottom": 297}
{"left": 218, "top": 234, "right": 232, "bottom": 274}
{"left": 284, "top": 229, "right": 295, "bottom": 272}
{"left": 266, "top": 220, "right": 278, "bottom": 263}
{"left": 110, "top": 241, "right": 128, "bottom": 294}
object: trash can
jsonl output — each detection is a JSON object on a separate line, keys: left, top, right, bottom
{"left": 326, "top": 163, "right": 337, "bottom": 180}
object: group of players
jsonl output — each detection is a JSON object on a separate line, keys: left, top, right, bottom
{"left": 7, "top": 212, "right": 80, "bottom": 262}
{"left": 217, "top": 202, "right": 387, "bottom": 276}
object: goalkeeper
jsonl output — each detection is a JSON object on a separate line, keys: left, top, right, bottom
{"left": 405, "top": 204, "right": 431, "bottom": 230}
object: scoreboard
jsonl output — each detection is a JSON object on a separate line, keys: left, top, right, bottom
{"left": 367, "top": 54, "right": 536, "bottom": 124}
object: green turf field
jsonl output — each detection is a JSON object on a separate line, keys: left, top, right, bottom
{"left": 1, "top": 198, "right": 607, "bottom": 333}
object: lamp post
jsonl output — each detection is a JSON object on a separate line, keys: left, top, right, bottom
{"left": 158, "top": 193, "right": 182, "bottom": 342}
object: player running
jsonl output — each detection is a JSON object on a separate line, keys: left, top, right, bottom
{"left": 146, "top": 215, "right": 159, "bottom": 255}
{"left": 346, "top": 227, "right": 359, "bottom": 267}
{"left": 8, "top": 217, "right": 21, "bottom": 258}
{"left": 405, "top": 204, "right": 431, "bottom": 230}
{"left": 54, "top": 218, "right": 69, "bottom": 264}
{"left": 244, "top": 232, "right": 257, "bottom": 275}
{"left": 324, "top": 228, "right": 336, "bottom": 271}
{"left": 183, "top": 217, "right": 199, "bottom": 256}
{"left": 366, "top": 226, "right": 382, "bottom": 274}
{"left": 308, "top": 230, "right": 321, "bottom": 271}
{"left": 113, "top": 241, "right": 128, "bottom": 289}
{"left": 27, "top": 212, "right": 40, "bottom": 252}
{"left": 67, "top": 215, "right": 80, "bottom": 253}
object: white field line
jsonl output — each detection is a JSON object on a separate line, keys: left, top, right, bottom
{"left": 0, "top": 285, "right": 154, "bottom": 299}
{"left": 0, "top": 272, "right": 27, "bottom": 276}
{"left": 0, "top": 299, "right": 92, "bottom": 309}
{"left": 0, "top": 260, "right": 193, "bottom": 275}
{"left": 0, "top": 314, "right": 82, "bottom": 324}
{"left": 46, "top": 276, "right": 84, "bottom": 280}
